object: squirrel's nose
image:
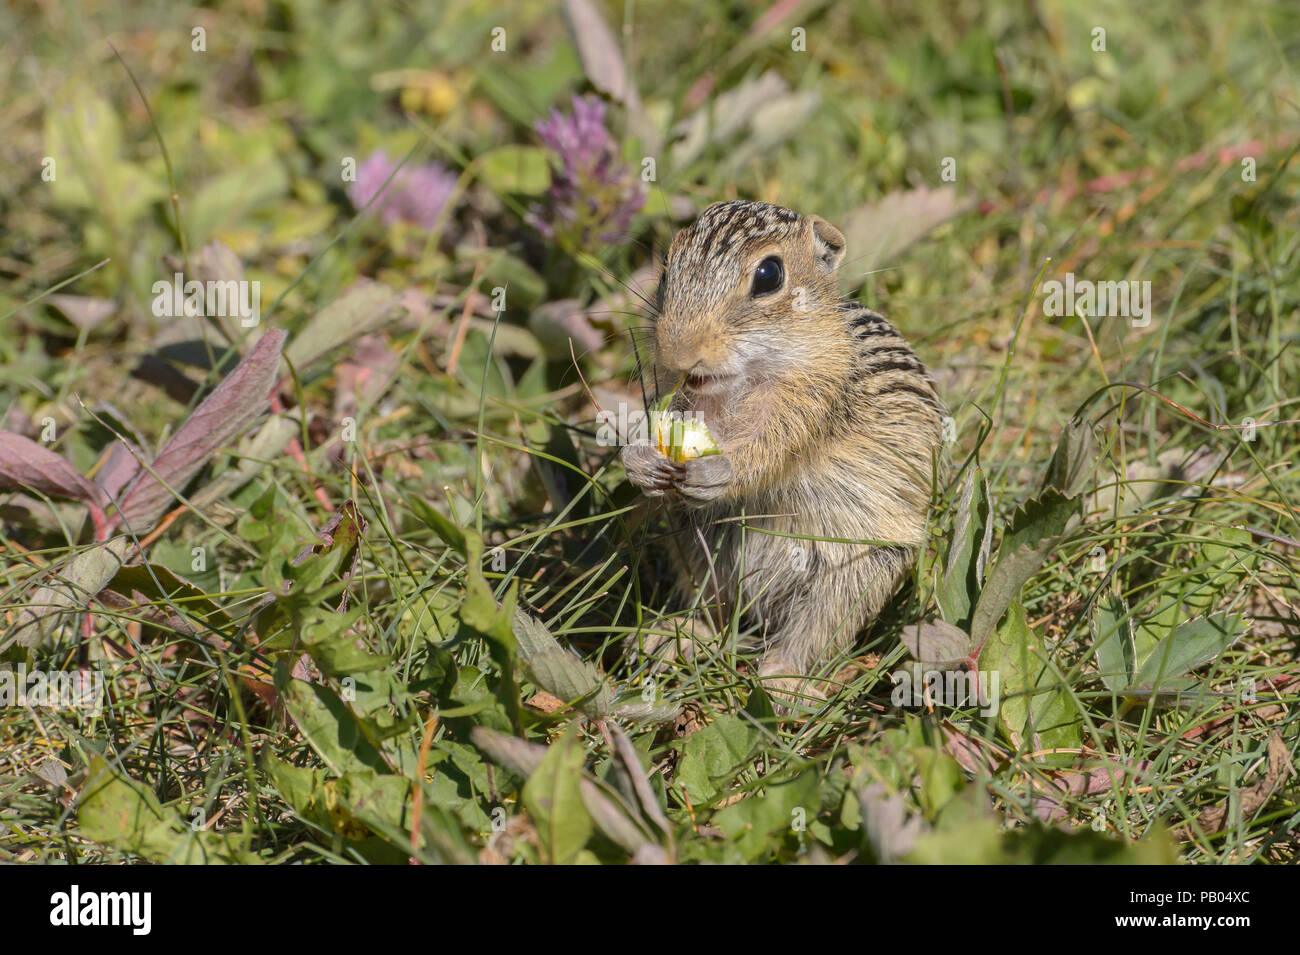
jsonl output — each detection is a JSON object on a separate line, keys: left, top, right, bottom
{"left": 656, "top": 329, "right": 724, "bottom": 374}
{"left": 654, "top": 340, "right": 693, "bottom": 374}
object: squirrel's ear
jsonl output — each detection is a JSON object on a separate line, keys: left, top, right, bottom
{"left": 807, "top": 216, "right": 846, "bottom": 273}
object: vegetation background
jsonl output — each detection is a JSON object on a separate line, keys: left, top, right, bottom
{"left": 1, "top": 0, "right": 1297, "bottom": 864}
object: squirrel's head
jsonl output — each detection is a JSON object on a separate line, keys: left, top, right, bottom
{"left": 653, "top": 200, "right": 846, "bottom": 397}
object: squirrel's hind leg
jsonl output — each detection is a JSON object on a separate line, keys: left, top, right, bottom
{"left": 624, "top": 612, "right": 720, "bottom": 672}
{"left": 758, "top": 543, "right": 915, "bottom": 715}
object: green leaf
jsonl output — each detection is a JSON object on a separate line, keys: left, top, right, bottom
{"left": 513, "top": 608, "right": 613, "bottom": 717}
{"left": 459, "top": 533, "right": 523, "bottom": 733}
{"left": 1091, "top": 594, "right": 1136, "bottom": 693}
{"left": 275, "top": 662, "right": 391, "bottom": 776}
{"left": 292, "top": 499, "right": 365, "bottom": 567}
{"left": 712, "top": 770, "right": 820, "bottom": 861}
{"left": 1042, "top": 416, "right": 1096, "bottom": 497}
{"left": 460, "top": 248, "right": 548, "bottom": 312}
{"left": 1134, "top": 612, "right": 1245, "bottom": 690}
{"left": 300, "top": 608, "right": 391, "bottom": 676}
{"left": 78, "top": 756, "right": 261, "bottom": 864}
{"left": 444, "top": 665, "right": 515, "bottom": 734}
{"left": 187, "top": 159, "right": 290, "bottom": 245}
{"left": 43, "top": 85, "right": 168, "bottom": 232}
{"left": 676, "top": 715, "right": 760, "bottom": 805}
{"left": 903, "top": 816, "right": 1003, "bottom": 865}
{"left": 521, "top": 726, "right": 593, "bottom": 864}
{"left": 263, "top": 754, "right": 328, "bottom": 825}
{"left": 106, "top": 559, "right": 230, "bottom": 631}
{"left": 284, "top": 281, "right": 401, "bottom": 372}
{"left": 478, "top": 145, "right": 552, "bottom": 196}
{"left": 417, "top": 642, "right": 459, "bottom": 700}
{"left": 332, "top": 770, "right": 412, "bottom": 839}
{"left": 938, "top": 468, "right": 992, "bottom": 629}
{"left": 906, "top": 817, "right": 1177, "bottom": 864}
{"left": 743, "top": 683, "right": 776, "bottom": 724}
{"left": 979, "top": 601, "right": 1081, "bottom": 756}
{"left": 408, "top": 495, "right": 467, "bottom": 557}
{"left": 911, "top": 747, "right": 965, "bottom": 818}
{"left": 1001, "top": 824, "right": 1179, "bottom": 865}
{"left": 147, "top": 537, "right": 221, "bottom": 594}
{"left": 969, "top": 488, "right": 1079, "bottom": 653}
{"left": 261, "top": 516, "right": 346, "bottom": 606}
{"left": 1133, "top": 529, "right": 1256, "bottom": 657}
{"left": 264, "top": 754, "right": 446, "bottom": 860}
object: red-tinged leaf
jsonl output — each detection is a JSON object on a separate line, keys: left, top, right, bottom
{"left": 899, "top": 619, "right": 975, "bottom": 670}
{"left": 940, "top": 719, "right": 1006, "bottom": 776}
{"left": 1031, "top": 760, "right": 1152, "bottom": 822}
{"left": 115, "top": 329, "right": 286, "bottom": 531}
{"left": 291, "top": 500, "right": 366, "bottom": 567}
{"left": 92, "top": 439, "right": 143, "bottom": 501}
{"left": 0, "top": 431, "right": 107, "bottom": 507}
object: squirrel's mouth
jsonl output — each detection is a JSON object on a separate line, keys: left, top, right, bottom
{"left": 684, "top": 371, "right": 736, "bottom": 395}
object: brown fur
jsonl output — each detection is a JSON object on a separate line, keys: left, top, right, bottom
{"left": 621, "top": 200, "right": 945, "bottom": 709}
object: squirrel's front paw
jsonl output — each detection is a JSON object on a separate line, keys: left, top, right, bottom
{"left": 674, "top": 453, "right": 733, "bottom": 504}
{"left": 621, "top": 442, "right": 682, "bottom": 497}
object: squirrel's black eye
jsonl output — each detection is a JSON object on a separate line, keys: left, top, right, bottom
{"left": 751, "top": 256, "right": 784, "bottom": 297}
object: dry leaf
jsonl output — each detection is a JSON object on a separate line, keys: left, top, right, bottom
{"left": 526, "top": 690, "right": 567, "bottom": 714}
{"left": 285, "top": 281, "right": 400, "bottom": 371}
{"left": 837, "top": 186, "right": 966, "bottom": 278}
{"left": 529, "top": 298, "right": 604, "bottom": 359}
{"left": 92, "top": 439, "right": 145, "bottom": 502}
{"left": 561, "top": 0, "right": 660, "bottom": 152}
{"left": 900, "top": 619, "right": 975, "bottom": 669}
{"left": 1184, "top": 731, "right": 1295, "bottom": 837}
{"left": 5, "top": 537, "right": 131, "bottom": 650}
{"left": 45, "top": 293, "right": 116, "bottom": 330}
{"left": 858, "top": 782, "right": 926, "bottom": 863}
{"left": 563, "top": 0, "right": 635, "bottom": 106}
{"left": 671, "top": 71, "right": 788, "bottom": 166}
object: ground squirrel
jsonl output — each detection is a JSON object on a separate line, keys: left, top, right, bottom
{"left": 621, "top": 199, "right": 945, "bottom": 708}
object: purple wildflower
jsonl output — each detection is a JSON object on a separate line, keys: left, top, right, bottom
{"left": 529, "top": 95, "right": 645, "bottom": 250}
{"left": 347, "top": 149, "right": 457, "bottom": 229}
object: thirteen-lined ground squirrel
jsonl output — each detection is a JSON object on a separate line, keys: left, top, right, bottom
{"left": 621, "top": 199, "right": 946, "bottom": 710}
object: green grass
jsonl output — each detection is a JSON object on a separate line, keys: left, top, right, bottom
{"left": 0, "top": 0, "right": 1297, "bottom": 864}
